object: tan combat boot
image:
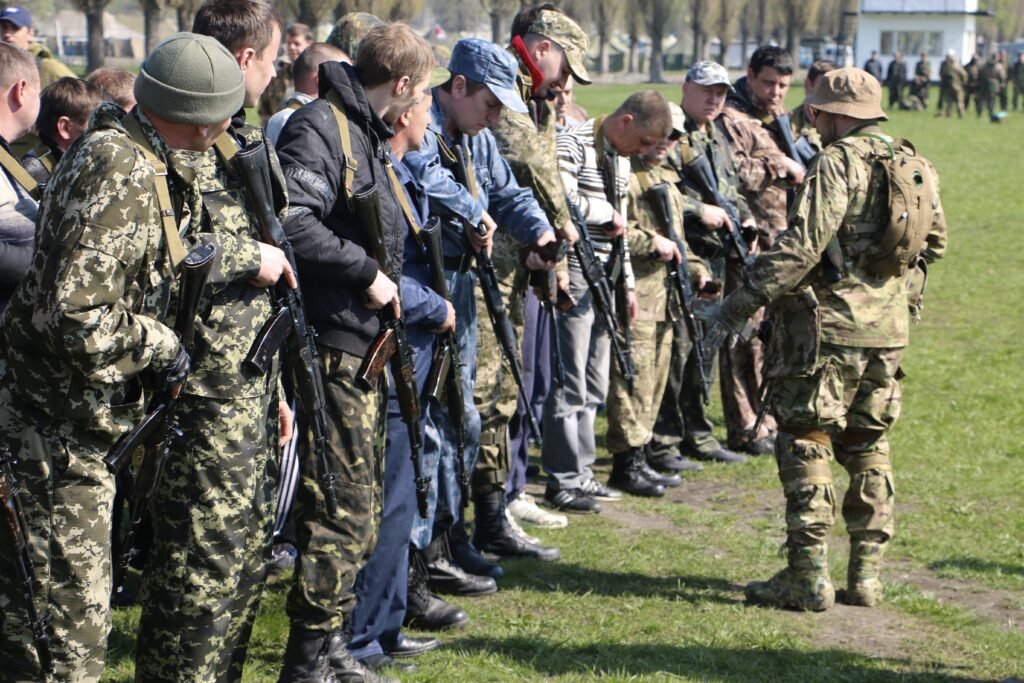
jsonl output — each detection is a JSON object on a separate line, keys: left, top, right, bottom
{"left": 846, "top": 540, "right": 886, "bottom": 607}
{"left": 745, "top": 544, "right": 836, "bottom": 612}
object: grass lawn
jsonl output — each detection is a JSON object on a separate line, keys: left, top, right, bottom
{"left": 103, "top": 84, "right": 1024, "bottom": 682}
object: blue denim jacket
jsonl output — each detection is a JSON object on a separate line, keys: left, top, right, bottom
{"left": 403, "top": 96, "right": 549, "bottom": 258}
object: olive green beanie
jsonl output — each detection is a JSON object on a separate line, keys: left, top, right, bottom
{"left": 134, "top": 32, "right": 245, "bottom": 125}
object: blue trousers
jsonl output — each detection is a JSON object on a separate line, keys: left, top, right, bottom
{"left": 348, "top": 328, "right": 433, "bottom": 657}
{"left": 410, "top": 270, "right": 480, "bottom": 549}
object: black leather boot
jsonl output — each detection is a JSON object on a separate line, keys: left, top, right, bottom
{"left": 608, "top": 449, "right": 665, "bottom": 498}
{"left": 448, "top": 524, "right": 504, "bottom": 579}
{"left": 324, "top": 631, "right": 397, "bottom": 683}
{"left": 472, "top": 488, "right": 560, "bottom": 561}
{"left": 425, "top": 533, "right": 498, "bottom": 596}
{"left": 277, "top": 628, "right": 339, "bottom": 683}
{"left": 404, "top": 549, "right": 470, "bottom": 630}
{"left": 639, "top": 444, "right": 682, "bottom": 487}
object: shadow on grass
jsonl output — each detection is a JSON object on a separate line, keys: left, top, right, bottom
{"left": 497, "top": 561, "right": 742, "bottom": 605}
{"left": 930, "top": 557, "right": 1024, "bottom": 578}
{"left": 450, "top": 636, "right": 988, "bottom": 682}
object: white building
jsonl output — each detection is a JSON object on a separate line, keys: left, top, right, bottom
{"left": 856, "top": 0, "right": 985, "bottom": 80}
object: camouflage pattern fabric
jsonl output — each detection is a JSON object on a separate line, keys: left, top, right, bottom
{"left": 472, "top": 230, "right": 521, "bottom": 490}
{"left": 134, "top": 123, "right": 283, "bottom": 682}
{"left": 258, "top": 60, "right": 292, "bottom": 124}
{"left": 134, "top": 391, "right": 279, "bottom": 683}
{"left": 286, "top": 348, "right": 384, "bottom": 632}
{"left": 325, "top": 12, "right": 384, "bottom": 59}
{"left": 28, "top": 42, "right": 75, "bottom": 87}
{"left": 0, "top": 104, "right": 194, "bottom": 680}
{"left": 717, "top": 106, "right": 790, "bottom": 236}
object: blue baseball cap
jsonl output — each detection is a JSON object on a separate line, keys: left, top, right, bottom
{"left": 0, "top": 6, "right": 32, "bottom": 29}
{"left": 448, "top": 38, "right": 527, "bottom": 114}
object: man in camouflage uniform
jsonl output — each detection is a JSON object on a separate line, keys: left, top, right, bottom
{"left": 257, "top": 22, "right": 312, "bottom": 126}
{"left": 650, "top": 62, "right": 757, "bottom": 472}
{"left": 978, "top": 53, "right": 1007, "bottom": 121}
{"left": 1012, "top": 51, "right": 1024, "bottom": 111}
{"left": 0, "top": 6, "right": 75, "bottom": 88}
{"left": 605, "top": 107, "right": 711, "bottom": 495}
{"left": 709, "top": 68, "right": 947, "bottom": 612}
{"left": 479, "top": 4, "right": 592, "bottom": 544}
{"left": 939, "top": 51, "right": 967, "bottom": 118}
{"left": 721, "top": 48, "right": 806, "bottom": 455}
{"left": 0, "top": 32, "right": 243, "bottom": 682}
{"left": 325, "top": 12, "right": 383, "bottom": 59}
{"left": 135, "top": 4, "right": 297, "bottom": 681}
{"left": 790, "top": 60, "right": 836, "bottom": 155}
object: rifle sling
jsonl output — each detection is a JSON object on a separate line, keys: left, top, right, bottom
{"left": 0, "top": 145, "right": 41, "bottom": 201}
{"left": 122, "top": 114, "right": 187, "bottom": 271}
{"left": 325, "top": 90, "right": 359, "bottom": 201}
{"left": 384, "top": 159, "right": 421, "bottom": 242}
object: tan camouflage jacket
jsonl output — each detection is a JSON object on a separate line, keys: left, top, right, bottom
{"left": 740, "top": 124, "right": 947, "bottom": 348}
{"left": 28, "top": 42, "right": 76, "bottom": 88}
{"left": 0, "top": 105, "right": 196, "bottom": 442}
{"left": 628, "top": 158, "right": 710, "bottom": 322}
{"left": 186, "top": 120, "right": 283, "bottom": 399}
{"left": 718, "top": 106, "right": 790, "bottom": 237}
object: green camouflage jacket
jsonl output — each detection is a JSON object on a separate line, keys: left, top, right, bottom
{"left": 0, "top": 104, "right": 196, "bottom": 442}
{"left": 186, "top": 120, "right": 283, "bottom": 399}
{"left": 737, "top": 124, "right": 947, "bottom": 348}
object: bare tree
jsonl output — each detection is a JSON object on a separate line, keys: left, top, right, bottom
{"left": 625, "top": 9, "right": 640, "bottom": 74}
{"left": 478, "top": 0, "right": 519, "bottom": 43}
{"left": 73, "top": 0, "right": 112, "bottom": 71}
{"left": 717, "top": 0, "right": 737, "bottom": 66}
{"left": 779, "top": 0, "right": 818, "bottom": 66}
{"left": 690, "top": 0, "right": 712, "bottom": 64}
{"left": 171, "top": 0, "right": 203, "bottom": 31}
{"left": 591, "top": 0, "right": 623, "bottom": 75}
{"left": 138, "top": 0, "right": 162, "bottom": 56}
{"left": 639, "top": 0, "right": 679, "bottom": 83}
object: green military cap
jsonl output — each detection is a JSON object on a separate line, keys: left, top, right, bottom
{"left": 326, "top": 12, "right": 384, "bottom": 59}
{"left": 134, "top": 32, "right": 244, "bottom": 125}
{"left": 527, "top": 9, "right": 591, "bottom": 85}
{"left": 804, "top": 67, "right": 887, "bottom": 122}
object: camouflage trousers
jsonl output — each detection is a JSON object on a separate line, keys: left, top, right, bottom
{"left": 606, "top": 320, "right": 674, "bottom": 454}
{"left": 286, "top": 348, "right": 384, "bottom": 632}
{"left": 0, "top": 416, "right": 114, "bottom": 683}
{"left": 769, "top": 343, "right": 902, "bottom": 548}
{"left": 722, "top": 254, "right": 776, "bottom": 448}
{"left": 135, "top": 390, "right": 279, "bottom": 683}
{"left": 473, "top": 231, "right": 523, "bottom": 492}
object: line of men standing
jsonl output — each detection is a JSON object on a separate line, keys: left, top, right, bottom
{"left": 0, "top": 2, "right": 946, "bottom": 682}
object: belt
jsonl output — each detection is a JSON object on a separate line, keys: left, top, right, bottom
{"left": 444, "top": 254, "right": 474, "bottom": 273}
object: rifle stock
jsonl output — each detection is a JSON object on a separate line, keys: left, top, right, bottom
{"left": 682, "top": 153, "right": 754, "bottom": 270}
{"left": 0, "top": 445, "right": 55, "bottom": 675}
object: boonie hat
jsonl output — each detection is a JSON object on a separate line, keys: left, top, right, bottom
{"left": 326, "top": 12, "right": 384, "bottom": 59}
{"left": 527, "top": 9, "right": 591, "bottom": 85}
{"left": 134, "top": 33, "right": 245, "bottom": 125}
{"left": 804, "top": 67, "right": 887, "bottom": 121}
{"left": 686, "top": 61, "right": 734, "bottom": 91}
{"left": 449, "top": 38, "right": 527, "bottom": 114}
{"left": 0, "top": 6, "right": 32, "bottom": 29}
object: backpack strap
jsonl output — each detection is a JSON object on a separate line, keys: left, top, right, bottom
{"left": 324, "top": 90, "right": 359, "bottom": 201}
{"left": 0, "top": 145, "right": 41, "bottom": 201}
{"left": 122, "top": 114, "right": 188, "bottom": 271}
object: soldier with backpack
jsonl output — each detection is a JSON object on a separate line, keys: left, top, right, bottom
{"left": 704, "top": 67, "right": 947, "bottom": 612}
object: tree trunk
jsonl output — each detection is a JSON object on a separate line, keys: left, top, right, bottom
{"left": 599, "top": 33, "right": 609, "bottom": 75}
{"left": 691, "top": 2, "right": 704, "bottom": 64}
{"left": 142, "top": 0, "right": 161, "bottom": 56}
{"left": 177, "top": 5, "right": 195, "bottom": 31}
{"left": 756, "top": 0, "right": 766, "bottom": 45}
{"left": 628, "top": 22, "right": 639, "bottom": 73}
{"left": 86, "top": 6, "right": 105, "bottom": 72}
{"left": 490, "top": 11, "right": 501, "bottom": 44}
{"left": 649, "top": 32, "right": 664, "bottom": 82}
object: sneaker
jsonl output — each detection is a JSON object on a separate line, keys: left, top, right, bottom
{"left": 504, "top": 507, "right": 542, "bottom": 545}
{"left": 580, "top": 478, "right": 623, "bottom": 502}
{"left": 508, "top": 493, "right": 570, "bottom": 527}
{"left": 543, "top": 486, "right": 602, "bottom": 514}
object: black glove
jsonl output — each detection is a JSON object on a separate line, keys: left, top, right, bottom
{"left": 158, "top": 344, "right": 190, "bottom": 388}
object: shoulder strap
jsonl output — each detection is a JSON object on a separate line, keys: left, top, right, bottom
{"left": 0, "top": 145, "right": 41, "bottom": 201}
{"left": 122, "top": 115, "right": 187, "bottom": 271}
{"left": 213, "top": 131, "right": 239, "bottom": 164}
{"left": 384, "top": 158, "right": 421, "bottom": 241}
{"left": 324, "top": 90, "right": 359, "bottom": 201}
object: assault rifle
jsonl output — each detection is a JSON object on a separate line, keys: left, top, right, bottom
{"left": 565, "top": 197, "right": 636, "bottom": 389}
{"left": 646, "top": 183, "right": 710, "bottom": 403}
{"left": 774, "top": 113, "right": 817, "bottom": 167}
{"left": 104, "top": 243, "right": 216, "bottom": 590}
{"left": 1, "top": 444, "right": 54, "bottom": 676}
{"left": 599, "top": 154, "right": 636, "bottom": 394}
{"left": 529, "top": 266, "right": 566, "bottom": 388}
{"left": 229, "top": 140, "right": 340, "bottom": 519}
{"left": 681, "top": 152, "right": 755, "bottom": 270}
{"left": 451, "top": 144, "right": 543, "bottom": 446}
{"left": 421, "top": 217, "right": 467, "bottom": 507}
{"left": 348, "top": 159, "right": 425, "bottom": 517}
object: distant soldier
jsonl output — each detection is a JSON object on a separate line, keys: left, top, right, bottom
{"left": 0, "top": 43, "right": 40, "bottom": 311}
{"left": 326, "top": 11, "right": 383, "bottom": 58}
{"left": 885, "top": 51, "right": 907, "bottom": 109}
{"left": 708, "top": 68, "right": 946, "bottom": 612}
{"left": 20, "top": 77, "right": 106, "bottom": 183}
{"left": 0, "top": 6, "right": 75, "bottom": 87}
{"left": 914, "top": 52, "right": 931, "bottom": 82}
{"left": 939, "top": 51, "right": 967, "bottom": 118}
{"left": 791, "top": 60, "right": 837, "bottom": 153}
{"left": 266, "top": 42, "right": 348, "bottom": 145}
{"left": 964, "top": 54, "right": 980, "bottom": 112}
{"left": 0, "top": 32, "right": 242, "bottom": 681}
{"left": 257, "top": 22, "right": 313, "bottom": 125}
{"left": 978, "top": 53, "right": 1006, "bottom": 121}
{"left": 997, "top": 50, "right": 1010, "bottom": 111}
{"left": 1013, "top": 51, "right": 1024, "bottom": 111}
{"left": 862, "top": 50, "right": 883, "bottom": 82}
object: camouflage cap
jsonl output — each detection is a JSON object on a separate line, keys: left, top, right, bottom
{"left": 668, "top": 102, "right": 686, "bottom": 139}
{"left": 527, "top": 9, "right": 591, "bottom": 85}
{"left": 804, "top": 67, "right": 887, "bottom": 121}
{"left": 326, "top": 12, "right": 384, "bottom": 59}
{"left": 686, "top": 60, "right": 734, "bottom": 91}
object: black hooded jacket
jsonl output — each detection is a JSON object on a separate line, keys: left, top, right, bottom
{"left": 276, "top": 61, "right": 406, "bottom": 357}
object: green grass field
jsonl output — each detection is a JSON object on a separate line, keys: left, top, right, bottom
{"left": 102, "top": 84, "right": 1024, "bottom": 682}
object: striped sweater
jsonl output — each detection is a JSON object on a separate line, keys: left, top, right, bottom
{"left": 557, "top": 118, "right": 635, "bottom": 289}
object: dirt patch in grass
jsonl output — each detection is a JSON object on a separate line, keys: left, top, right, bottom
{"left": 891, "top": 560, "right": 1024, "bottom": 632}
